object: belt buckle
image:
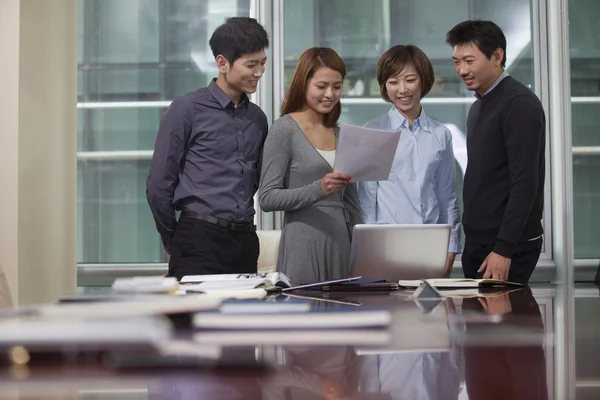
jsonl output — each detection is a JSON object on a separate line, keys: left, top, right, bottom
{"left": 232, "top": 222, "right": 248, "bottom": 231}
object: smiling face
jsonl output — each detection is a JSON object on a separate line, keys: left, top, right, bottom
{"left": 217, "top": 50, "right": 267, "bottom": 96}
{"left": 452, "top": 42, "right": 503, "bottom": 95}
{"left": 385, "top": 64, "right": 422, "bottom": 120}
{"left": 304, "top": 66, "right": 343, "bottom": 115}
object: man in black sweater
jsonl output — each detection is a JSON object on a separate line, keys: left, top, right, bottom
{"left": 446, "top": 21, "right": 546, "bottom": 284}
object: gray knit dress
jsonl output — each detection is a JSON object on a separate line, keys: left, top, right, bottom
{"left": 259, "top": 114, "right": 363, "bottom": 285}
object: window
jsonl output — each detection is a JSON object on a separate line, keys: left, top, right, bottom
{"left": 77, "top": 0, "right": 597, "bottom": 277}
{"left": 77, "top": 0, "right": 251, "bottom": 264}
{"left": 283, "top": 0, "right": 537, "bottom": 250}
{"left": 569, "top": 0, "right": 600, "bottom": 259}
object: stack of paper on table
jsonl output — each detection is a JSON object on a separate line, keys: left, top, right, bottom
{"left": 180, "top": 272, "right": 360, "bottom": 293}
{"left": 398, "top": 278, "right": 524, "bottom": 289}
{"left": 180, "top": 272, "right": 292, "bottom": 288}
{"left": 112, "top": 276, "right": 179, "bottom": 294}
{"left": 0, "top": 315, "right": 171, "bottom": 351}
{"left": 194, "top": 306, "right": 390, "bottom": 330}
{"left": 194, "top": 329, "right": 390, "bottom": 346}
{"left": 193, "top": 306, "right": 391, "bottom": 346}
{"left": 218, "top": 298, "right": 312, "bottom": 314}
{"left": 157, "top": 340, "right": 222, "bottom": 360}
{"left": 0, "top": 312, "right": 259, "bottom": 368}
{"left": 396, "top": 278, "right": 524, "bottom": 299}
{"left": 435, "top": 287, "right": 523, "bottom": 298}
{"left": 36, "top": 294, "right": 224, "bottom": 319}
{"left": 3, "top": 291, "right": 271, "bottom": 323}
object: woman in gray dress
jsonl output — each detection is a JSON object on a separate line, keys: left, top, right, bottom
{"left": 259, "top": 47, "right": 363, "bottom": 285}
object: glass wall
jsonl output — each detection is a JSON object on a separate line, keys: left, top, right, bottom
{"left": 77, "top": 0, "right": 250, "bottom": 264}
{"left": 77, "top": 0, "right": 598, "bottom": 277}
{"left": 569, "top": 0, "right": 600, "bottom": 260}
{"left": 283, "top": 0, "right": 536, "bottom": 249}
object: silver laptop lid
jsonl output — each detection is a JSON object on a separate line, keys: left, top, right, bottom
{"left": 349, "top": 224, "right": 451, "bottom": 281}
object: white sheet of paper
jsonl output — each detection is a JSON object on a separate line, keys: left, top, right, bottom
{"left": 334, "top": 124, "right": 401, "bottom": 181}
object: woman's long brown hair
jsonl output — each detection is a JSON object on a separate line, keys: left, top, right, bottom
{"left": 281, "top": 47, "right": 346, "bottom": 128}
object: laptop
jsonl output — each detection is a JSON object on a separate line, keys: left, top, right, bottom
{"left": 349, "top": 224, "right": 451, "bottom": 281}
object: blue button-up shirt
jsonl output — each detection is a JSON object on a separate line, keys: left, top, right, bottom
{"left": 358, "top": 107, "right": 461, "bottom": 253}
{"left": 146, "top": 79, "right": 269, "bottom": 252}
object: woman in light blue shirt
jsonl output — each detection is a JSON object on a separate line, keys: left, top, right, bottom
{"left": 359, "top": 45, "right": 461, "bottom": 276}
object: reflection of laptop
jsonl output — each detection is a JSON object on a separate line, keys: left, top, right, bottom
{"left": 349, "top": 224, "right": 451, "bottom": 281}
{"left": 355, "top": 295, "right": 452, "bottom": 354}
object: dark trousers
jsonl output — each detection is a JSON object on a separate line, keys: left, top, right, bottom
{"left": 462, "top": 237, "right": 543, "bottom": 285}
{"left": 168, "top": 217, "right": 260, "bottom": 280}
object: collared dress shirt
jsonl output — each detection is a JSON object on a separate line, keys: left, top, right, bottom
{"left": 358, "top": 107, "right": 461, "bottom": 253}
{"left": 146, "top": 79, "right": 268, "bottom": 252}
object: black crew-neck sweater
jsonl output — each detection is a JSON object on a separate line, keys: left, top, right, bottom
{"left": 463, "top": 76, "right": 546, "bottom": 258}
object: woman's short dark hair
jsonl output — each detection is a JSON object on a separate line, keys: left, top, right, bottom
{"left": 209, "top": 17, "right": 269, "bottom": 64}
{"left": 376, "top": 45, "right": 435, "bottom": 102}
{"left": 446, "top": 20, "right": 507, "bottom": 68}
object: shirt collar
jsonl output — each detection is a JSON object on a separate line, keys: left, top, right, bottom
{"left": 475, "top": 71, "right": 508, "bottom": 100}
{"left": 388, "top": 106, "right": 431, "bottom": 133}
{"left": 208, "top": 78, "right": 249, "bottom": 109}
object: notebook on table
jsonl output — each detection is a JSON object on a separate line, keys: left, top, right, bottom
{"left": 193, "top": 307, "right": 391, "bottom": 330}
{"left": 180, "top": 272, "right": 361, "bottom": 293}
{"left": 193, "top": 328, "right": 391, "bottom": 346}
{"left": 434, "top": 287, "right": 523, "bottom": 298}
{"left": 397, "top": 278, "right": 525, "bottom": 289}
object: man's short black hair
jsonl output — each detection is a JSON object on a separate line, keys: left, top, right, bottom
{"left": 446, "top": 20, "right": 507, "bottom": 68}
{"left": 209, "top": 17, "right": 269, "bottom": 64}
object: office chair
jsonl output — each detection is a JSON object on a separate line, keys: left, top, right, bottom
{"left": 256, "top": 230, "right": 281, "bottom": 273}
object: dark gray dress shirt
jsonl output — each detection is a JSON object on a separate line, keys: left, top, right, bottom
{"left": 146, "top": 80, "right": 269, "bottom": 252}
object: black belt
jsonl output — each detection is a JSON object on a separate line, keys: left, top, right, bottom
{"left": 181, "top": 210, "right": 256, "bottom": 232}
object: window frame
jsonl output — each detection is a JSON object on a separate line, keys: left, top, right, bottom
{"left": 77, "top": 0, "right": 599, "bottom": 286}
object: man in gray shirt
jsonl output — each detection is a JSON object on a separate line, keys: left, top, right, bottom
{"left": 146, "top": 17, "right": 269, "bottom": 279}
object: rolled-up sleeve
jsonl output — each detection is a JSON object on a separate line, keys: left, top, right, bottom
{"left": 146, "top": 99, "right": 191, "bottom": 253}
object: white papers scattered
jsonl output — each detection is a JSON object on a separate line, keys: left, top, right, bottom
{"left": 193, "top": 329, "right": 390, "bottom": 346}
{"left": 180, "top": 272, "right": 292, "bottom": 292}
{"left": 334, "top": 124, "right": 401, "bottom": 182}
{"left": 36, "top": 294, "right": 223, "bottom": 320}
{"left": 0, "top": 317, "right": 172, "bottom": 346}
{"left": 193, "top": 308, "right": 391, "bottom": 330}
{"left": 112, "top": 276, "right": 179, "bottom": 294}
{"left": 158, "top": 340, "right": 222, "bottom": 359}
{"left": 398, "top": 278, "right": 524, "bottom": 289}
{"left": 180, "top": 272, "right": 291, "bottom": 286}
{"left": 219, "top": 299, "right": 311, "bottom": 314}
{"left": 181, "top": 287, "right": 269, "bottom": 300}
{"left": 180, "top": 273, "right": 360, "bottom": 293}
{"left": 184, "top": 280, "right": 268, "bottom": 291}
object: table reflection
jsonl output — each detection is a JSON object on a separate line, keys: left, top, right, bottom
{"left": 461, "top": 288, "right": 548, "bottom": 400}
{"left": 260, "top": 347, "right": 360, "bottom": 400}
{"left": 146, "top": 347, "right": 263, "bottom": 400}
{"left": 0, "top": 287, "right": 559, "bottom": 400}
{"left": 358, "top": 345, "right": 461, "bottom": 399}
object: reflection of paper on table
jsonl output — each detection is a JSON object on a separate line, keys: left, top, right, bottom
{"left": 334, "top": 124, "right": 401, "bottom": 182}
